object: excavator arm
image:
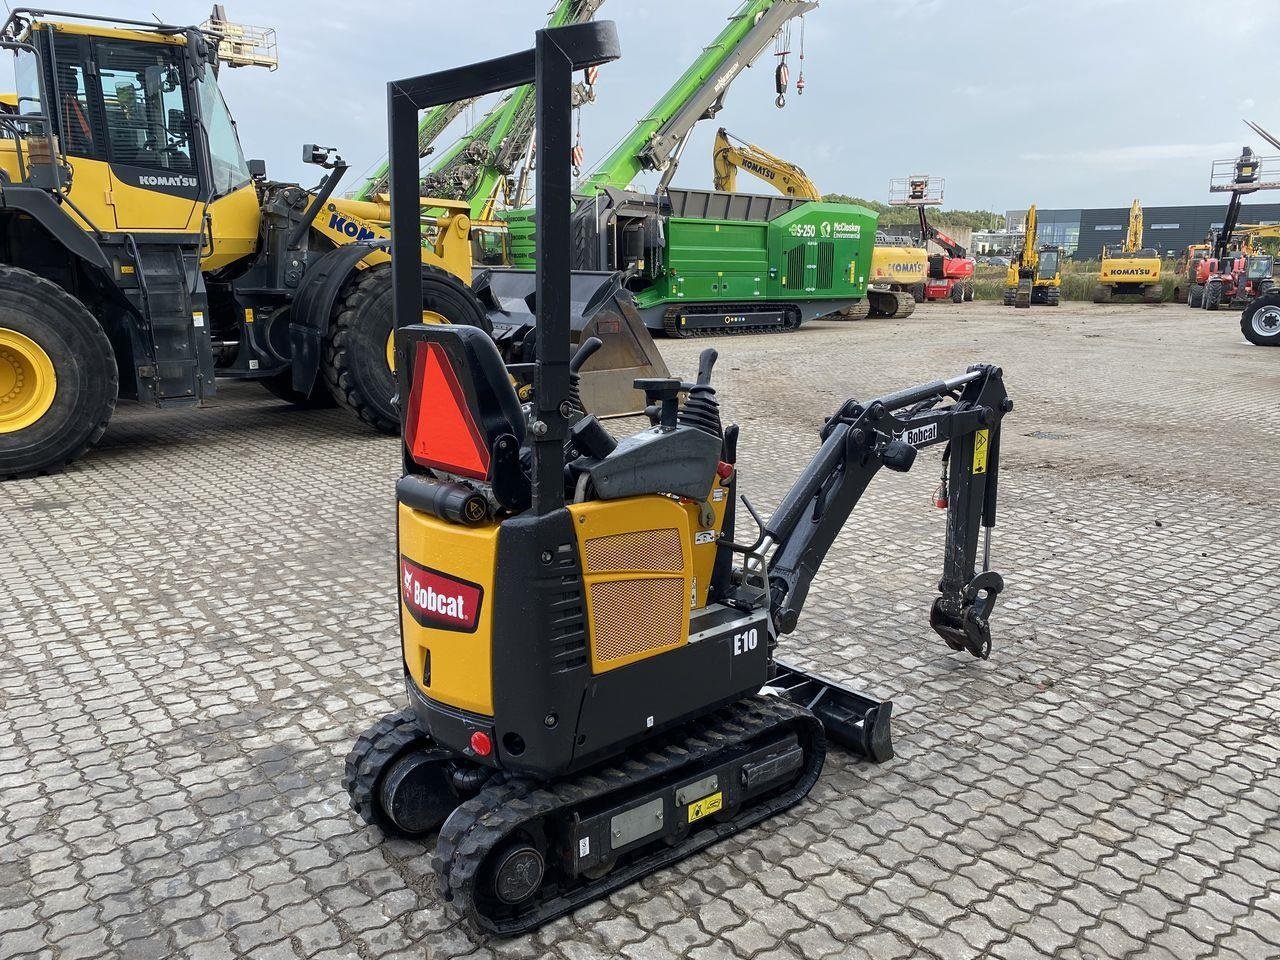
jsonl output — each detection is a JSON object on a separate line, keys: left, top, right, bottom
{"left": 711, "top": 128, "right": 822, "bottom": 199}
{"left": 759, "top": 364, "right": 1011, "bottom": 659}
{"left": 1124, "top": 199, "right": 1143, "bottom": 254}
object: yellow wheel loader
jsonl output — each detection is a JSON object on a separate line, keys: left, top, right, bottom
{"left": 0, "top": 9, "right": 660, "bottom": 478}
{"left": 1002, "top": 205, "right": 1061, "bottom": 307}
{"left": 344, "top": 21, "right": 1013, "bottom": 937}
{"left": 1094, "top": 200, "right": 1161, "bottom": 304}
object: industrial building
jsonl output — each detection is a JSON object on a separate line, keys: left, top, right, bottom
{"left": 973, "top": 203, "right": 1280, "bottom": 259}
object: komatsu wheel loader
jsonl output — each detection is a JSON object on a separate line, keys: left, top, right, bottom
{"left": 1093, "top": 200, "right": 1161, "bottom": 304}
{"left": 1002, "top": 205, "right": 1061, "bottom": 308}
{"left": 344, "top": 21, "right": 1013, "bottom": 936}
{"left": 0, "top": 7, "right": 656, "bottom": 479}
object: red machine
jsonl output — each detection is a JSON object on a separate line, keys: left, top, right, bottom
{"left": 921, "top": 221, "right": 976, "bottom": 303}
{"left": 1191, "top": 145, "right": 1278, "bottom": 310}
{"left": 890, "top": 176, "right": 976, "bottom": 303}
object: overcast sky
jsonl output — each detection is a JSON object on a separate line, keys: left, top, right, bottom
{"left": 30, "top": 0, "right": 1278, "bottom": 212}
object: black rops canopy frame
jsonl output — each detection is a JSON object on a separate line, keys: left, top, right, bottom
{"left": 387, "top": 22, "right": 621, "bottom": 517}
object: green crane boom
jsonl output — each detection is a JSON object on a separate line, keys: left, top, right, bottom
{"left": 579, "top": 0, "right": 817, "bottom": 195}
{"left": 355, "top": 98, "right": 476, "bottom": 200}
{"left": 356, "top": 0, "right": 606, "bottom": 212}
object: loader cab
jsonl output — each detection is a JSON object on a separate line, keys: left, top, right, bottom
{"left": 3, "top": 16, "right": 260, "bottom": 267}
{"left": 1035, "top": 245, "right": 1060, "bottom": 281}
{"left": 1246, "top": 254, "right": 1273, "bottom": 282}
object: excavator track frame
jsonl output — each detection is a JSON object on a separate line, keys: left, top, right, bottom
{"left": 661, "top": 301, "right": 802, "bottom": 337}
{"left": 433, "top": 695, "right": 825, "bottom": 936}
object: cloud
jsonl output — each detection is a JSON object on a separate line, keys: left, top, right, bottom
{"left": 885, "top": 0, "right": 943, "bottom": 18}
{"left": 1018, "top": 142, "right": 1240, "bottom": 165}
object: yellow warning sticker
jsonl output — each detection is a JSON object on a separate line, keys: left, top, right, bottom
{"left": 687, "top": 792, "right": 723, "bottom": 823}
{"left": 973, "top": 429, "right": 990, "bottom": 475}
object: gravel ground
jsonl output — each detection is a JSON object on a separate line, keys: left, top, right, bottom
{"left": 2, "top": 300, "right": 1277, "bottom": 960}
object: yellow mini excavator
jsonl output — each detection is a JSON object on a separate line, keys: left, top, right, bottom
{"left": 710, "top": 127, "right": 923, "bottom": 320}
{"left": 1094, "top": 200, "right": 1161, "bottom": 303}
{"left": 345, "top": 22, "right": 1013, "bottom": 936}
{"left": 1003, "top": 205, "right": 1061, "bottom": 307}
{"left": 0, "top": 8, "right": 659, "bottom": 478}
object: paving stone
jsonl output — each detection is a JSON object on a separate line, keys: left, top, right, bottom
{"left": 2, "top": 303, "right": 1277, "bottom": 960}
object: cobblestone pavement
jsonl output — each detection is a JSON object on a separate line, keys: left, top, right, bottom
{"left": 3, "top": 302, "right": 1278, "bottom": 960}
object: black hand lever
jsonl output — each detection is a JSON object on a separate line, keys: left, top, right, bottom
{"left": 570, "top": 336, "right": 603, "bottom": 375}
{"left": 566, "top": 336, "right": 604, "bottom": 417}
{"left": 696, "top": 347, "right": 718, "bottom": 387}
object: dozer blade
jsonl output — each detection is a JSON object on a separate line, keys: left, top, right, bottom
{"left": 474, "top": 268, "right": 669, "bottom": 417}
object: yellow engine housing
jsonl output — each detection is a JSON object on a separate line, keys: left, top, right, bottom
{"left": 397, "top": 478, "right": 731, "bottom": 718}
{"left": 1098, "top": 254, "right": 1161, "bottom": 285}
{"left": 870, "top": 244, "right": 928, "bottom": 286}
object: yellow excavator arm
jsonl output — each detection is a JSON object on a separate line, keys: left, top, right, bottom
{"left": 1007, "top": 204, "right": 1039, "bottom": 286}
{"left": 1125, "top": 198, "right": 1143, "bottom": 254}
{"left": 711, "top": 128, "right": 822, "bottom": 200}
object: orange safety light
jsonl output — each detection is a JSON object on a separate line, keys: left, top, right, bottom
{"left": 404, "top": 341, "right": 491, "bottom": 480}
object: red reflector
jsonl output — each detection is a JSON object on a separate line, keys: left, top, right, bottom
{"left": 405, "top": 341, "right": 490, "bottom": 480}
{"left": 469, "top": 731, "right": 492, "bottom": 756}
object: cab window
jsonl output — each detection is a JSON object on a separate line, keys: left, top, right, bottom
{"left": 48, "top": 36, "right": 101, "bottom": 159}
{"left": 93, "top": 38, "right": 194, "bottom": 173}
{"left": 195, "top": 71, "right": 250, "bottom": 196}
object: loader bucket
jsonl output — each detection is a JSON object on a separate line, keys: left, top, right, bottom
{"left": 474, "top": 267, "right": 668, "bottom": 417}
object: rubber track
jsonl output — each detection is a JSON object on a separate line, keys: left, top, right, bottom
{"left": 433, "top": 695, "right": 825, "bottom": 936}
{"left": 343, "top": 707, "right": 427, "bottom": 832}
{"left": 661, "top": 304, "right": 802, "bottom": 339}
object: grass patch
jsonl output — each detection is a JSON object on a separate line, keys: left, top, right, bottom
{"left": 971, "top": 260, "right": 1184, "bottom": 302}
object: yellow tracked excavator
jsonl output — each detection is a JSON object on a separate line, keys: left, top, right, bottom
{"left": 1094, "top": 200, "right": 1161, "bottom": 304}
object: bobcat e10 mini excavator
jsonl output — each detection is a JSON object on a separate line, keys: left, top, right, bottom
{"left": 344, "top": 21, "right": 1013, "bottom": 935}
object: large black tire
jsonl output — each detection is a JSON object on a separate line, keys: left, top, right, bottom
{"left": 1203, "top": 279, "right": 1223, "bottom": 311}
{"left": 1241, "top": 293, "right": 1280, "bottom": 346}
{"left": 1187, "top": 283, "right": 1204, "bottom": 308}
{"left": 963, "top": 281, "right": 975, "bottom": 302}
{"left": 0, "top": 266, "right": 118, "bottom": 479}
{"left": 324, "top": 263, "right": 491, "bottom": 434}
{"left": 950, "top": 282, "right": 964, "bottom": 304}
{"left": 910, "top": 282, "right": 926, "bottom": 303}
